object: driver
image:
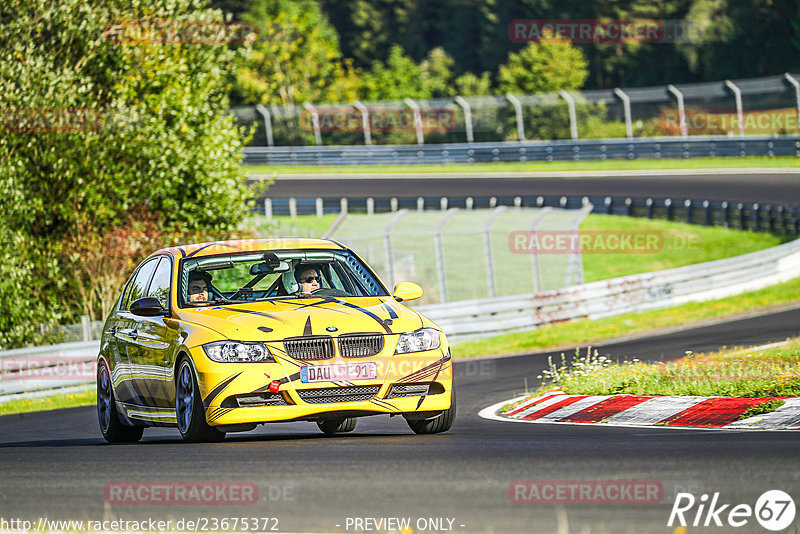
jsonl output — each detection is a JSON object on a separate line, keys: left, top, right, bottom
{"left": 296, "top": 266, "right": 321, "bottom": 294}
{"left": 187, "top": 271, "right": 212, "bottom": 303}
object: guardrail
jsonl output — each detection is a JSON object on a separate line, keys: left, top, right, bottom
{"left": 243, "top": 136, "right": 800, "bottom": 166}
{"left": 2, "top": 237, "right": 799, "bottom": 399}
{"left": 416, "top": 237, "right": 800, "bottom": 339}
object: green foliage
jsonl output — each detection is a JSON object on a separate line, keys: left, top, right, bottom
{"left": 420, "top": 47, "right": 456, "bottom": 98}
{"left": 234, "top": 0, "right": 361, "bottom": 105}
{"left": 0, "top": 0, "right": 254, "bottom": 348}
{"left": 361, "top": 45, "right": 430, "bottom": 101}
{"left": 498, "top": 38, "right": 588, "bottom": 94}
{"left": 453, "top": 71, "right": 493, "bottom": 97}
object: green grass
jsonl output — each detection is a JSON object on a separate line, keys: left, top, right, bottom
{"left": 247, "top": 213, "right": 339, "bottom": 238}
{"left": 515, "top": 337, "right": 800, "bottom": 399}
{"left": 578, "top": 215, "right": 784, "bottom": 282}
{"left": 243, "top": 156, "right": 799, "bottom": 175}
{"left": 453, "top": 275, "right": 800, "bottom": 358}
{"left": 0, "top": 388, "right": 95, "bottom": 416}
{"left": 739, "top": 399, "right": 786, "bottom": 420}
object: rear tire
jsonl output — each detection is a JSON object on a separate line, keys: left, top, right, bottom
{"left": 317, "top": 417, "right": 357, "bottom": 434}
{"left": 97, "top": 361, "right": 143, "bottom": 443}
{"left": 176, "top": 359, "right": 226, "bottom": 443}
{"left": 406, "top": 388, "right": 456, "bottom": 435}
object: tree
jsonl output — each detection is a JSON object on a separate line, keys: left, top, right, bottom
{"left": 498, "top": 36, "right": 588, "bottom": 94}
{"left": 361, "top": 45, "right": 430, "bottom": 101}
{"left": 234, "top": 0, "right": 361, "bottom": 105}
{"left": 421, "top": 47, "right": 456, "bottom": 98}
{"left": 0, "top": 0, "right": 254, "bottom": 346}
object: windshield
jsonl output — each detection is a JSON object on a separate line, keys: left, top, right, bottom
{"left": 179, "top": 248, "right": 388, "bottom": 307}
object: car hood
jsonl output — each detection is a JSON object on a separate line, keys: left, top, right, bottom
{"left": 176, "top": 296, "right": 425, "bottom": 341}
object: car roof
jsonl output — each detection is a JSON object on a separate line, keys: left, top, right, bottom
{"left": 155, "top": 238, "right": 347, "bottom": 259}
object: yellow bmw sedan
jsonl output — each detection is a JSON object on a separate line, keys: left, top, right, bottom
{"left": 96, "top": 239, "right": 455, "bottom": 442}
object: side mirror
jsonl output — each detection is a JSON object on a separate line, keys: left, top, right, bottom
{"left": 393, "top": 282, "right": 423, "bottom": 302}
{"left": 130, "top": 297, "right": 169, "bottom": 317}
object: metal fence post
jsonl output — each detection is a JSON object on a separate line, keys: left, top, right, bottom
{"left": 416, "top": 197, "right": 424, "bottom": 212}
{"left": 289, "top": 197, "right": 297, "bottom": 219}
{"left": 646, "top": 198, "right": 654, "bottom": 219}
{"left": 785, "top": 73, "right": 800, "bottom": 136}
{"left": 302, "top": 103, "right": 322, "bottom": 145}
{"left": 434, "top": 209, "right": 459, "bottom": 303}
{"left": 559, "top": 90, "right": 579, "bottom": 140}
{"left": 722, "top": 201, "right": 729, "bottom": 227}
{"left": 352, "top": 100, "right": 371, "bottom": 145}
{"left": 753, "top": 203, "right": 760, "bottom": 231}
{"left": 685, "top": 199, "right": 692, "bottom": 223}
{"left": 614, "top": 88, "right": 633, "bottom": 138}
{"left": 340, "top": 197, "right": 348, "bottom": 215}
{"left": 315, "top": 197, "right": 323, "bottom": 218}
{"left": 81, "top": 315, "right": 91, "bottom": 342}
{"left": 724, "top": 80, "right": 745, "bottom": 137}
{"left": 738, "top": 203, "right": 745, "bottom": 230}
{"left": 255, "top": 104, "right": 274, "bottom": 147}
{"left": 454, "top": 96, "right": 474, "bottom": 143}
{"left": 667, "top": 84, "right": 688, "bottom": 138}
{"left": 383, "top": 210, "right": 408, "bottom": 289}
{"left": 505, "top": 93, "right": 525, "bottom": 141}
{"left": 665, "top": 198, "right": 673, "bottom": 220}
{"left": 366, "top": 197, "right": 374, "bottom": 216}
{"left": 529, "top": 208, "right": 552, "bottom": 292}
{"left": 404, "top": 98, "right": 424, "bottom": 144}
{"left": 703, "top": 200, "right": 711, "bottom": 225}
{"left": 483, "top": 206, "right": 507, "bottom": 298}
{"left": 264, "top": 198, "right": 273, "bottom": 219}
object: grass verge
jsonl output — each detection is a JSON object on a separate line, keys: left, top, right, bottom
{"left": 526, "top": 337, "right": 800, "bottom": 398}
{"left": 243, "top": 156, "right": 799, "bottom": 175}
{"left": 453, "top": 275, "right": 800, "bottom": 358}
{"left": 0, "top": 388, "right": 95, "bottom": 416}
{"left": 578, "top": 215, "right": 784, "bottom": 282}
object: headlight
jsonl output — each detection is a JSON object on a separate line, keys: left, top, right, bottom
{"left": 203, "top": 341, "right": 274, "bottom": 363}
{"left": 394, "top": 328, "right": 441, "bottom": 354}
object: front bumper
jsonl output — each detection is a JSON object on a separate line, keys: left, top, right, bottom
{"left": 190, "top": 345, "right": 453, "bottom": 426}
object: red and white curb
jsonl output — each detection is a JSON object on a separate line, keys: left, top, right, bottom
{"left": 479, "top": 392, "right": 800, "bottom": 430}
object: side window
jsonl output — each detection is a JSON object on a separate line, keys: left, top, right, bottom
{"left": 122, "top": 258, "right": 159, "bottom": 311}
{"left": 146, "top": 257, "right": 172, "bottom": 309}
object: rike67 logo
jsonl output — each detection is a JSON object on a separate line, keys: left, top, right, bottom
{"left": 668, "top": 490, "right": 796, "bottom": 531}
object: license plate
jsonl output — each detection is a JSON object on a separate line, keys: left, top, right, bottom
{"left": 300, "top": 362, "right": 378, "bottom": 383}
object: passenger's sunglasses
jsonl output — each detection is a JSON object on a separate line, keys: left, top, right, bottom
{"left": 301, "top": 276, "right": 320, "bottom": 283}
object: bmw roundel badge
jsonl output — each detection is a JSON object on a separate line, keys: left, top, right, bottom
{"left": 326, "top": 326, "right": 338, "bottom": 332}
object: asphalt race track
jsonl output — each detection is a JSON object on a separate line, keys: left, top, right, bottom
{"left": 2, "top": 306, "right": 800, "bottom": 533}
{"left": 255, "top": 169, "right": 800, "bottom": 205}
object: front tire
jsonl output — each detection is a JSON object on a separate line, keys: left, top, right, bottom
{"left": 406, "top": 388, "right": 456, "bottom": 435}
{"left": 97, "top": 361, "right": 143, "bottom": 443}
{"left": 317, "top": 417, "right": 357, "bottom": 435}
{"left": 176, "top": 359, "right": 226, "bottom": 443}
